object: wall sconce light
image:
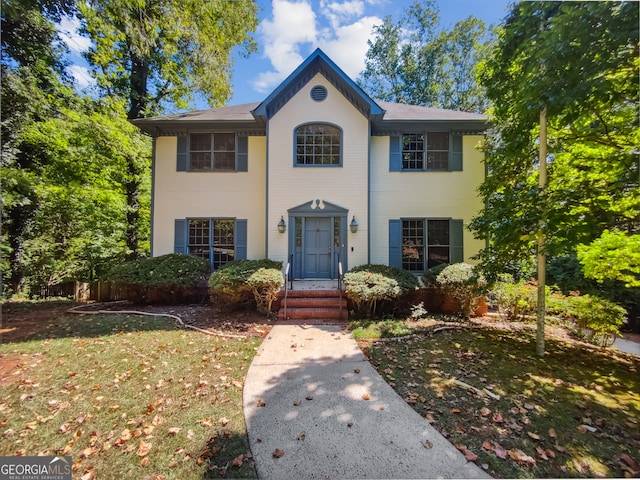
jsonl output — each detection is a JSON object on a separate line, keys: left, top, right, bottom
{"left": 349, "top": 215, "right": 358, "bottom": 233}
{"left": 277, "top": 216, "right": 286, "bottom": 234}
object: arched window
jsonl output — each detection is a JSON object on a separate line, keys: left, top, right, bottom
{"left": 294, "top": 123, "right": 342, "bottom": 166}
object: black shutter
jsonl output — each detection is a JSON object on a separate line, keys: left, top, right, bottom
{"left": 450, "top": 219, "right": 464, "bottom": 263}
{"left": 235, "top": 219, "right": 247, "bottom": 260}
{"left": 236, "top": 136, "right": 248, "bottom": 172}
{"left": 177, "top": 136, "right": 188, "bottom": 171}
{"left": 449, "top": 134, "right": 463, "bottom": 171}
{"left": 388, "top": 219, "right": 402, "bottom": 268}
{"left": 389, "top": 136, "right": 402, "bottom": 171}
{"left": 174, "top": 219, "right": 188, "bottom": 253}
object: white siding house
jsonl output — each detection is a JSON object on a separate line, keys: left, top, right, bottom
{"left": 133, "top": 49, "right": 488, "bottom": 279}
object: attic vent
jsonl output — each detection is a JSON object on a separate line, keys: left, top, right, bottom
{"left": 310, "top": 85, "right": 328, "bottom": 102}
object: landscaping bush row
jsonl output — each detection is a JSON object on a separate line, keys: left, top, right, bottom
{"left": 103, "top": 255, "right": 628, "bottom": 346}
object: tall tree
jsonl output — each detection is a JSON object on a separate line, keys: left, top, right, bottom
{"left": 1, "top": 0, "right": 76, "bottom": 294}
{"left": 359, "top": 0, "right": 493, "bottom": 112}
{"left": 79, "top": 0, "right": 258, "bottom": 119}
{"left": 78, "top": 0, "right": 259, "bottom": 259}
{"left": 470, "top": 2, "right": 639, "bottom": 347}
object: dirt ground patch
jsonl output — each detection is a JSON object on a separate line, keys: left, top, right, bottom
{"left": 1, "top": 300, "right": 272, "bottom": 344}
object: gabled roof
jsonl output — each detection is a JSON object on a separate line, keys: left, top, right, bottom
{"left": 132, "top": 49, "right": 488, "bottom": 136}
{"left": 252, "top": 48, "right": 385, "bottom": 120}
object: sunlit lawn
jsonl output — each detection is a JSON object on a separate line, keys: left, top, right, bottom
{"left": 0, "top": 312, "right": 261, "bottom": 479}
{"left": 361, "top": 325, "right": 640, "bottom": 478}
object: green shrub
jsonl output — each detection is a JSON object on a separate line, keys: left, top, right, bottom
{"left": 489, "top": 275, "right": 538, "bottom": 321}
{"left": 246, "top": 267, "right": 284, "bottom": 314}
{"left": 422, "top": 263, "right": 449, "bottom": 286}
{"left": 344, "top": 264, "right": 419, "bottom": 318}
{"left": 104, "top": 254, "right": 210, "bottom": 303}
{"left": 566, "top": 295, "right": 627, "bottom": 347}
{"left": 208, "top": 259, "right": 282, "bottom": 311}
{"left": 436, "top": 263, "right": 487, "bottom": 320}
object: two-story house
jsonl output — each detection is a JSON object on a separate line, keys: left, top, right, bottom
{"left": 133, "top": 49, "right": 487, "bottom": 280}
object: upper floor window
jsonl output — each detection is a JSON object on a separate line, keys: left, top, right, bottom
{"left": 176, "top": 134, "right": 248, "bottom": 172}
{"left": 295, "top": 123, "right": 342, "bottom": 166}
{"left": 390, "top": 132, "right": 462, "bottom": 172}
{"left": 189, "top": 133, "right": 235, "bottom": 171}
{"left": 402, "top": 132, "right": 449, "bottom": 170}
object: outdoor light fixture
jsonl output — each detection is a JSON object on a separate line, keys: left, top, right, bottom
{"left": 350, "top": 215, "right": 358, "bottom": 233}
{"left": 277, "top": 216, "right": 286, "bottom": 234}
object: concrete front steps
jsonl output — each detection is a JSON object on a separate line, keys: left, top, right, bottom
{"left": 277, "top": 289, "right": 348, "bottom": 323}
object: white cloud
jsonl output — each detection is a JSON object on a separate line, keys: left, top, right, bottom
{"left": 67, "top": 65, "right": 95, "bottom": 89}
{"left": 318, "top": 15, "right": 380, "bottom": 79}
{"left": 253, "top": 0, "right": 317, "bottom": 92}
{"left": 57, "top": 16, "right": 92, "bottom": 54}
{"left": 320, "top": 0, "right": 365, "bottom": 29}
{"left": 253, "top": 0, "right": 381, "bottom": 94}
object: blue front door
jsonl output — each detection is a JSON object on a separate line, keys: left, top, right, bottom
{"left": 304, "top": 217, "right": 332, "bottom": 278}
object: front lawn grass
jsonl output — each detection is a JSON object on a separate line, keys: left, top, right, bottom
{"left": 361, "top": 326, "right": 640, "bottom": 478}
{"left": 0, "top": 312, "right": 261, "bottom": 479}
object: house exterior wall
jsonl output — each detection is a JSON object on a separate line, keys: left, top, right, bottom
{"left": 266, "top": 73, "right": 369, "bottom": 269}
{"left": 152, "top": 135, "right": 267, "bottom": 258}
{"left": 369, "top": 135, "right": 485, "bottom": 265}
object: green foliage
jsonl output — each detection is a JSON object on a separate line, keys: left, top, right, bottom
{"left": 359, "top": 1, "right": 494, "bottom": 112}
{"left": 80, "top": 0, "right": 258, "bottom": 118}
{"left": 2, "top": 99, "right": 151, "bottom": 296}
{"left": 578, "top": 230, "right": 640, "bottom": 287}
{"left": 105, "top": 253, "right": 209, "bottom": 288}
{"left": 566, "top": 295, "right": 627, "bottom": 347}
{"left": 246, "top": 268, "right": 284, "bottom": 315}
{"left": 489, "top": 275, "right": 540, "bottom": 321}
{"left": 348, "top": 319, "right": 412, "bottom": 339}
{"left": 103, "top": 254, "right": 210, "bottom": 304}
{"left": 471, "top": 2, "right": 639, "bottom": 278}
{"left": 208, "top": 259, "right": 283, "bottom": 310}
{"left": 436, "top": 263, "right": 487, "bottom": 320}
{"left": 344, "top": 264, "right": 419, "bottom": 318}
{"left": 422, "top": 262, "right": 449, "bottom": 286}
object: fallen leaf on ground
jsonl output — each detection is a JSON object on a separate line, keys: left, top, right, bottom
{"left": 479, "top": 407, "right": 491, "bottom": 417}
{"left": 136, "top": 440, "right": 152, "bottom": 457}
{"left": 527, "top": 431, "right": 541, "bottom": 440}
{"left": 508, "top": 449, "right": 536, "bottom": 467}
{"left": 272, "top": 449, "right": 284, "bottom": 458}
{"left": 257, "top": 399, "right": 266, "bottom": 407}
{"left": 232, "top": 454, "right": 244, "bottom": 467}
{"left": 354, "top": 369, "right": 361, "bottom": 374}
{"left": 548, "top": 427, "right": 557, "bottom": 438}
{"left": 305, "top": 396, "right": 313, "bottom": 401}
{"left": 167, "top": 427, "right": 180, "bottom": 435}
{"left": 423, "top": 440, "right": 433, "bottom": 449}
{"left": 298, "top": 431, "right": 306, "bottom": 441}
{"left": 362, "top": 393, "right": 371, "bottom": 401}
{"left": 492, "top": 442, "right": 508, "bottom": 459}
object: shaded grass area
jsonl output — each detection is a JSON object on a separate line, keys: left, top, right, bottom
{"left": 0, "top": 313, "right": 261, "bottom": 479}
{"left": 361, "top": 327, "right": 640, "bottom": 478}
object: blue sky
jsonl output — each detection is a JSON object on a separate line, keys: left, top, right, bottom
{"left": 58, "top": 0, "right": 514, "bottom": 109}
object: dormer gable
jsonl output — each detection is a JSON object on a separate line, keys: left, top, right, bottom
{"left": 252, "top": 48, "right": 385, "bottom": 120}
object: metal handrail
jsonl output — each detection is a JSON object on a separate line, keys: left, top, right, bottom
{"left": 338, "top": 261, "right": 344, "bottom": 320}
{"left": 283, "top": 262, "right": 290, "bottom": 320}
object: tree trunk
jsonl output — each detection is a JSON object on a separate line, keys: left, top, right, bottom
{"left": 124, "top": 54, "right": 149, "bottom": 259}
{"left": 536, "top": 107, "right": 547, "bottom": 357}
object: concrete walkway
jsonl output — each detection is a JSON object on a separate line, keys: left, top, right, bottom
{"left": 243, "top": 324, "right": 489, "bottom": 479}
{"left": 614, "top": 337, "right": 640, "bottom": 356}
